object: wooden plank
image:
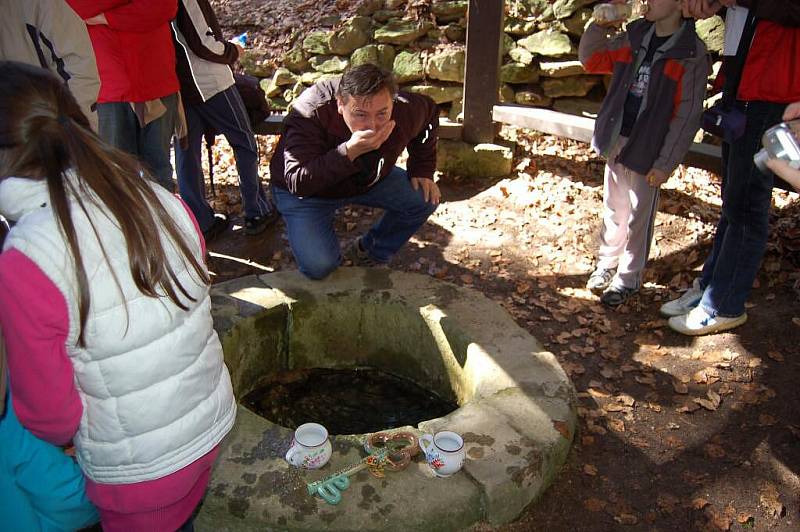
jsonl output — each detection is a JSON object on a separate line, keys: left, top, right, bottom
{"left": 462, "top": 0, "right": 504, "bottom": 144}
{"left": 683, "top": 142, "right": 722, "bottom": 174}
{"left": 493, "top": 104, "right": 723, "bottom": 173}
{"left": 252, "top": 113, "right": 286, "bottom": 136}
{"left": 437, "top": 118, "right": 463, "bottom": 140}
{"left": 493, "top": 104, "right": 595, "bottom": 143}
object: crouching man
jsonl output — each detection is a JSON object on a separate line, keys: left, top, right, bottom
{"left": 270, "top": 64, "right": 440, "bottom": 280}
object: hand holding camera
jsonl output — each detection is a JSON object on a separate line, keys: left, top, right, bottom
{"left": 753, "top": 119, "right": 800, "bottom": 173}
{"left": 759, "top": 102, "right": 800, "bottom": 192}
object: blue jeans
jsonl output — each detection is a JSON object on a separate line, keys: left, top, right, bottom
{"left": 97, "top": 94, "right": 178, "bottom": 192}
{"left": 175, "top": 86, "right": 271, "bottom": 231}
{"left": 0, "top": 390, "right": 98, "bottom": 531}
{"left": 272, "top": 167, "right": 437, "bottom": 279}
{"left": 699, "top": 100, "right": 786, "bottom": 317}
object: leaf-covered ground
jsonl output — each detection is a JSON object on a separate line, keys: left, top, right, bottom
{"left": 204, "top": 127, "right": 800, "bottom": 531}
{"left": 204, "top": 1, "right": 800, "bottom": 530}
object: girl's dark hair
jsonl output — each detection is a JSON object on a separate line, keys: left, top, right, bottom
{"left": 336, "top": 63, "right": 398, "bottom": 102}
{"left": 0, "top": 61, "right": 209, "bottom": 346}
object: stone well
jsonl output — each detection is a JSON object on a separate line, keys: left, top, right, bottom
{"left": 197, "top": 268, "right": 576, "bottom": 531}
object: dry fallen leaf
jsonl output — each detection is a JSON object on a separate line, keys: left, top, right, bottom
{"left": 693, "top": 367, "right": 721, "bottom": 385}
{"left": 767, "top": 350, "right": 785, "bottom": 362}
{"left": 759, "top": 482, "right": 786, "bottom": 517}
{"left": 694, "top": 390, "right": 722, "bottom": 411}
{"left": 706, "top": 505, "right": 735, "bottom": 530}
{"left": 587, "top": 421, "right": 608, "bottom": 435}
{"left": 613, "top": 513, "right": 639, "bottom": 525}
{"left": 583, "top": 464, "right": 598, "bottom": 476}
{"left": 588, "top": 387, "right": 611, "bottom": 399}
{"left": 607, "top": 418, "right": 625, "bottom": 432}
{"left": 552, "top": 419, "right": 571, "bottom": 440}
{"left": 692, "top": 497, "right": 710, "bottom": 510}
{"left": 758, "top": 413, "right": 777, "bottom": 426}
{"left": 704, "top": 443, "right": 726, "bottom": 459}
{"left": 583, "top": 497, "right": 607, "bottom": 512}
{"left": 617, "top": 394, "right": 635, "bottom": 407}
{"left": 646, "top": 402, "right": 662, "bottom": 412}
{"left": 672, "top": 380, "right": 689, "bottom": 394}
{"left": 677, "top": 401, "right": 701, "bottom": 414}
{"left": 665, "top": 435, "right": 684, "bottom": 449}
{"left": 657, "top": 493, "right": 680, "bottom": 514}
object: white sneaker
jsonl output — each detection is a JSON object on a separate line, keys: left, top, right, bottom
{"left": 659, "top": 278, "right": 704, "bottom": 318}
{"left": 586, "top": 267, "right": 616, "bottom": 294}
{"left": 668, "top": 306, "right": 747, "bottom": 336}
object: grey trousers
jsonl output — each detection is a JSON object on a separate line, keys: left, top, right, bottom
{"left": 595, "top": 138, "right": 661, "bottom": 290}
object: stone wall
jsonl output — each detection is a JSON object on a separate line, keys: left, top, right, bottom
{"left": 240, "top": 0, "right": 724, "bottom": 119}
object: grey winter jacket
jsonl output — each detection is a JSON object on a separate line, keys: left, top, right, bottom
{"left": 579, "top": 19, "right": 710, "bottom": 175}
{"left": 0, "top": 0, "right": 100, "bottom": 130}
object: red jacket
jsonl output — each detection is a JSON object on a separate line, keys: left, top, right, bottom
{"left": 66, "top": 0, "right": 179, "bottom": 103}
{"left": 737, "top": 0, "right": 800, "bottom": 103}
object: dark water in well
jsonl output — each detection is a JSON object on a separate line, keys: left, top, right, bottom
{"left": 242, "top": 367, "right": 458, "bottom": 435}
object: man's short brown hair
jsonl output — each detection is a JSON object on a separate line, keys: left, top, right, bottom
{"left": 336, "top": 63, "right": 398, "bottom": 102}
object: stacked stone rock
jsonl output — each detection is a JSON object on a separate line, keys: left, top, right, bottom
{"left": 239, "top": 0, "right": 725, "bottom": 120}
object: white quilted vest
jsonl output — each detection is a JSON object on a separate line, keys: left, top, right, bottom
{"left": 0, "top": 175, "right": 236, "bottom": 484}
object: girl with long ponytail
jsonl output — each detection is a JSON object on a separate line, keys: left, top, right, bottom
{"left": 0, "top": 61, "right": 236, "bottom": 531}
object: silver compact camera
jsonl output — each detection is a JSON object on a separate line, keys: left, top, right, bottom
{"left": 754, "top": 120, "right": 800, "bottom": 174}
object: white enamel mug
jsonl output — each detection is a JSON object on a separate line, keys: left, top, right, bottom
{"left": 418, "top": 430, "right": 466, "bottom": 477}
{"left": 285, "top": 422, "right": 332, "bottom": 469}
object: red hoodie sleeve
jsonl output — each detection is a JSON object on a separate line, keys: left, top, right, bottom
{"left": 66, "top": 0, "right": 128, "bottom": 20}
{"left": 104, "top": 0, "right": 178, "bottom": 33}
{"left": 0, "top": 249, "right": 81, "bottom": 446}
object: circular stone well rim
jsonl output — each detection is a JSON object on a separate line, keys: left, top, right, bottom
{"left": 199, "top": 268, "right": 577, "bottom": 531}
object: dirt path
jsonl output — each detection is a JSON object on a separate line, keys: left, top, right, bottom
{"left": 203, "top": 128, "right": 799, "bottom": 531}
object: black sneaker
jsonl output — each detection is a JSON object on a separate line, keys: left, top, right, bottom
{"left": 600, "top": 285, "right": 639, "bottom": 307}
{"left": 342, "top": 237, "right": 389, "bottom": 268}
{"left": 243, "top": 209, "right": 279, "bottom": 236}
{"left": 202, "top": 213, "right": 230, "bottom": 243}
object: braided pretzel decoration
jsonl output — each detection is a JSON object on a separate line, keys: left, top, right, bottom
{"left": 306, "top": 431, "right": 421, "bottom": 505}
{"left": 363, "top": 430, "right": 420, "bottom": 472}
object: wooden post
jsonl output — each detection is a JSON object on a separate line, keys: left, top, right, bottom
{"left": 462, "top": 0, "right": 504, "bottom": 144}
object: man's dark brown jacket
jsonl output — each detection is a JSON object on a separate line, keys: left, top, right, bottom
{"left": 270, "top": 77, "right": 438, "bottom": 199}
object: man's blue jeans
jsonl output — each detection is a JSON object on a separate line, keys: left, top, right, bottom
{"left": 699, "top": 100, "right": 786, "bottom": 317}
{"left": 272, "top": 167, "right": 437, "bottom": 279}
{"left": 97, "top": 93, "right": 178, "bottom": 192}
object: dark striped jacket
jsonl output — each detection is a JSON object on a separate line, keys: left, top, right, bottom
{"left": 579, "top": 19, "right": 710, "bottom": 175}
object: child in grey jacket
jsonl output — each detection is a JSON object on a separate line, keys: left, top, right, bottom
{"left": 578, "top": 0, "right": 709, "bottom": 306}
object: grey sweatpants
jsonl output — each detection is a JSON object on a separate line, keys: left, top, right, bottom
{"left": 595, "top": 138, "right": 661, "bottom": 290}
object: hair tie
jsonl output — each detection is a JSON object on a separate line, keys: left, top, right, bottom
{"left": 57, "top": 115, "right": 70, "bottom": 126}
